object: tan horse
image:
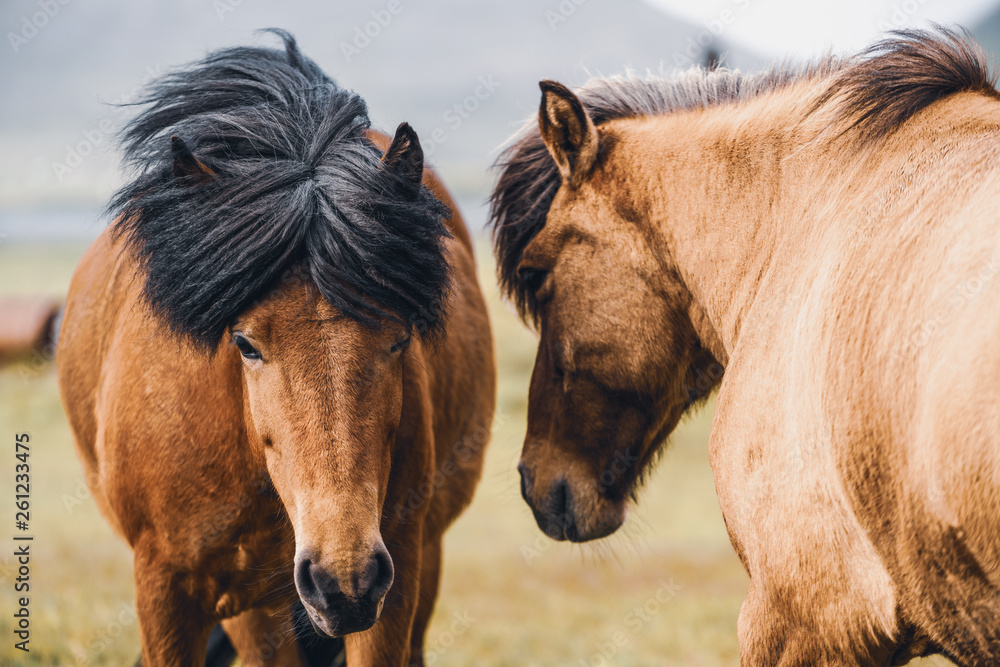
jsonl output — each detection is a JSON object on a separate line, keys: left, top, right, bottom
{"left": 490, "top": 28, "right": 1000, "bottom": 665}
{"left": 58, "top": 32, "right": 494, "bottom": 666}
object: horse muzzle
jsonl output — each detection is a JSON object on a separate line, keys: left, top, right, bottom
{"left": 293, "top": 542, "right": 394, "bottom": 637}
{"left": 518, "top": 460, "right": 627, "bottom": 542}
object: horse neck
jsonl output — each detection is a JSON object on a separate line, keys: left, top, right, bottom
{"left": 608, "top": 85, "right": 820, "bottom": 364}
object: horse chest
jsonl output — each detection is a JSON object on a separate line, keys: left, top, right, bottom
{"left": 207, "top": 526, "right": 296, "bottom": 619}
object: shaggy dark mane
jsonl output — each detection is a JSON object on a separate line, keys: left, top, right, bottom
{"left": 109, "top": 29, "right": 450, "bottom": 349}
{"left": 489, "top": 26, "right": 997, "bottom": 323}
{"left": 817, "top": 27, "right": 997, "bottom": 141}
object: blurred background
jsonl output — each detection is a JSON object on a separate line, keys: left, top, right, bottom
{"left": 2, "top": 0, "right": 1000, "bottom": 664}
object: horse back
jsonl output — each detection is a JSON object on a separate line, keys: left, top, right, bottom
{"left": 813, "top": 110, "right": 1000, "bottom": 654}
{"left": 712, "top": 98, "right": 1000, "bottom": 658}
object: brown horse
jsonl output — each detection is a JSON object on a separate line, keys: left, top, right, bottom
{"left": 58, "top": 32, "right": 495, "bottom": 666}
{"left": 490, "top": 28, "right": 1000, "bottom": 666}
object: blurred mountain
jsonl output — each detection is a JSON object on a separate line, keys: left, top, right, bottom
{"left": 0, "top": 0, "right": 764, "bottom": 237}
{"left": 972, "top": 3, "right": 1000, "bottom": 59}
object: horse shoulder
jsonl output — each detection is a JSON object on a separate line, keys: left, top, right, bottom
{"left": 710, "top": 325, "right": 899, "bottom": 656}
{"left": 61, "top": 230, "right": 259, "bottom": 552}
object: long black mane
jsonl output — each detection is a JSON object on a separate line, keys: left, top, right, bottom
{"left": 109, "top": 30, "right": 450, "bottom": 349}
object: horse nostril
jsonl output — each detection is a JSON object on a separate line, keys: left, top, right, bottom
{"left": 517, "top": 461, "right": 534, "bottom": 502}
{"left": 294, "top": 553, "right": 340, "bottom": 610}
{"left": 547, "top": 477, "right": 577, "bottom": 541}
{"left": 294, "top": 556, "right": 317, "bottom": 600}
{"left": 356, "top": 543, "right": 394, "bottom": 602}
{"left": 551, "top": 477, "right": 569, "bottom": 516}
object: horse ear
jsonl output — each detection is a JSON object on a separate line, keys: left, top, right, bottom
{"left": 171, "top": 135, "right": 215, "bottom": 185}
{"left": 538, "top": 80, "right": 598, "bottom": 184}
{"left": 381, "top": 122, "right": 424, "bottom": 200}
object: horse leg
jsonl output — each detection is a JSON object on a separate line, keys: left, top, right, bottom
{"left": 407, "top": 538, "right": 443, "bottom": 666}
{"left": 737, "top": 574, "right": 899, "bottom": 666}
{"left": 133, "top": 545, "right": 213, "bottom": 666}
{"left": 737, "top": 585, "right": 814, "bottom": 667}
{"left": 222, "top": 606, "right": 303, "bottom": 666}
{"left": 344, "top": 521, "right": 423, "bottom": 667}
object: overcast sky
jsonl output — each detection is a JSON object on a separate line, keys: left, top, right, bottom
{"left": 642, "top": 0, "right": 998, "bottom": 60}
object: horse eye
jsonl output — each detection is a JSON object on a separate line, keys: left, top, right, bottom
{"left": 518, "top": 267, "right": 549, "bottom": 294}
{"left": 232, "top": 334, "right": 261, "bottom": 361}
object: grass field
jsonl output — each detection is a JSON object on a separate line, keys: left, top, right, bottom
{"left": 0, "top": 241, "right": 954, "bottom": 666}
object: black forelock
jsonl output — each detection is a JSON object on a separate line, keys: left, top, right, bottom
{"left": 108, "top": 29, "right": 451, "bottom": 350}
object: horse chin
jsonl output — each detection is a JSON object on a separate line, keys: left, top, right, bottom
{"left": 572, "top": 499, "right": 628, "bottom": 542}
{"left": 300, "top": 596, "right": 386, "bottom": 638}
{"left": 536, "top": 495, "right": 628, "bottom": 543}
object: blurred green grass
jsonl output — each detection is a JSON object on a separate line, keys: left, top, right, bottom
{"left": 0, "top": 241, "right": 954, "bottom": 666}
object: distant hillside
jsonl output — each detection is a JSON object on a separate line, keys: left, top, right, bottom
{"left": 973, "top": 4, "right": 1000, "bottom": 60}
{"left": 0, "top": 0, "right": 763, "bottom": 224}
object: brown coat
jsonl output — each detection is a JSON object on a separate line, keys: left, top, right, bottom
{"left": 58, "top": 133, "right": 495, "bottom": 665}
